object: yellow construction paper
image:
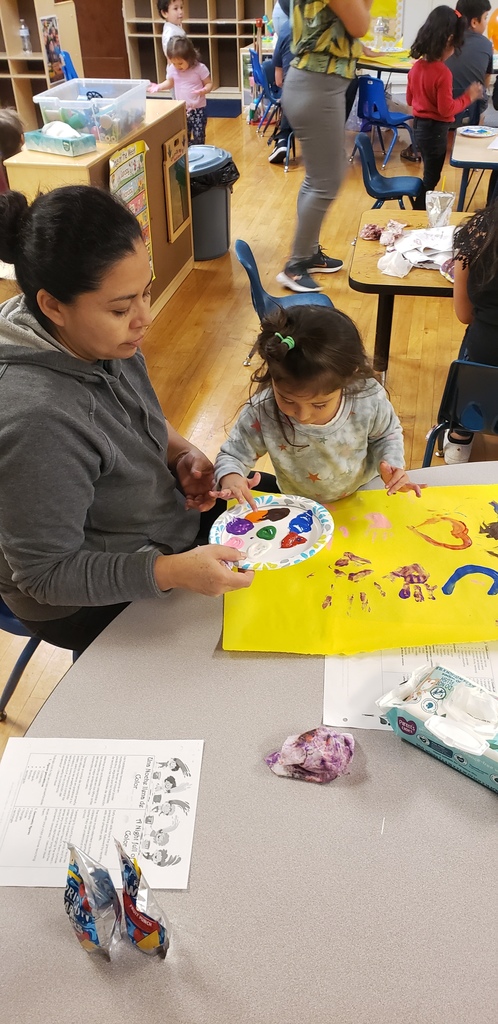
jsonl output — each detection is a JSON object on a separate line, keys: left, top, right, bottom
{"left": 223, "top": 486, "right": 498, "bottom": 655}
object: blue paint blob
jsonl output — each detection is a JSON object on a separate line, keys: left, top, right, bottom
{"left": 442, "top": 564, "right": 498, "bottom": 596}
{"left": 289, "top": 510, "right": 314, "bottom": 535}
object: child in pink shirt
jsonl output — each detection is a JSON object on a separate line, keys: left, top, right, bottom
{"left": 148, "top": 36, "right": 212, "bottom": 145}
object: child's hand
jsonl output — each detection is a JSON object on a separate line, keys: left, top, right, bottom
{"left": 193, "top": 87, "right": 206, "bottom": 96}
{"left": 379, "top": 461, "right": 426, "bottom": 497}
{"left": 148, "top": 83, "right": 161, "bottom": 93}
{"left": 468, "top": 81, "right": 484, "bottom": 102}
{"left": 210, "top": 472, "right": 262, "bottom": 511}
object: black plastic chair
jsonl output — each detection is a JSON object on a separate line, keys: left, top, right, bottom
{"left": 354, "top": 132, "right": 424, "bottom": 209}
{"left": 234, "top": 240, "right": 334, "bottom": 363}
{"left": 423, "top": 360, "right": 498, "bottom": 467}
{"left": 351, "top": 76, "right": 416, "bottom": 168}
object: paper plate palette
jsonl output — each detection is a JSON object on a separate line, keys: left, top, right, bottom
{"left": 209, "top": 494, "right": 334, "bottom": 571}
{"left": 457, "top": 126, "right": 498, "bottom": 137}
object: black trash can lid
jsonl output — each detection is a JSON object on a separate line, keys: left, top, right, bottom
{"left": 188, "top": 145, "right": 232, "bottom": 176}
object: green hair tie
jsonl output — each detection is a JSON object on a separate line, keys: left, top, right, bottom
{"left": 275, "top": 332, "right": 295, "bottom": 350}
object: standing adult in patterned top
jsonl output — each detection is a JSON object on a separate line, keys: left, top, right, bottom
{"left": 277, "top": 1, "right": 373, "bottom": 294}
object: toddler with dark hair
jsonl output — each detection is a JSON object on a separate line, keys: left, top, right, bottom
{"left": 213, "top": 305, "right": 422, "bottom": 506}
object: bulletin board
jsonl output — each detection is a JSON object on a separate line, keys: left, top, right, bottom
{"left": 371, "top": 0, "right": 404, "bottom": 39}
{"left": 163, "top": 131, "right": 191, "bottom": 243}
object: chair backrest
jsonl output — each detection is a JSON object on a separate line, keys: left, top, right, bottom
{"left": 439, "top": 360, "right": 498, "bottom": 435}
{"left": 359, "top": 76, "right": 390, "bottom": 122}
{"left": 354, "top": 132, "right": 382, "bottom": 193}
{"left": 249, "top": 49, "right": 266, "bottom": 90}
{"left": 235, "top": 238, "right": 271, "bottom": 319}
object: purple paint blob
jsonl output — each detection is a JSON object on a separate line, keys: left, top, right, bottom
{"left": 226, "top": 517, "right": 253, "bottom": 536}
{"left": 289, "top": 510, "right": 314, "bottom": 535}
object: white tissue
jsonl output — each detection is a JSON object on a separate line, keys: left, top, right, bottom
{"left": 377, "top": 250, "right": 412, "bottom": 277}
{"left": 41, "top": 121, "right": 81, "bottom": 139}
{"left": 443, "top": 684, "right": 498, "bottom": 738}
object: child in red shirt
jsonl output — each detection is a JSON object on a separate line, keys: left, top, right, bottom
{"left": 407, "top": 5, "right": 482, "bottom": 209}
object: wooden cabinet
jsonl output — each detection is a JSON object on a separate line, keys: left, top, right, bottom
{"left": 123, "top": 0, "right": 273, "bottom": 101}
{"left": 5, "top": 99, "right": 193, "bottom": 317}
{"left": 0, "top": 0, "right": 82, "bottom": 130}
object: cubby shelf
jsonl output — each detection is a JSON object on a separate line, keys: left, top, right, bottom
{"left": 0, "top": 0, "right": 82, "bottom": 130}
{"left": 123, "top": 0, "right": 273, "bottom": 98}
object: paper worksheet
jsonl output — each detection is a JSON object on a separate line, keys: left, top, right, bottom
{"left": 323, "top": 643, "right": 498, "bottom": 730}
{"left": 0, "top": 738, "right": 203, "bottom": 888}
{"left": 487, "top": 137, "right": 498, "bottom": 149}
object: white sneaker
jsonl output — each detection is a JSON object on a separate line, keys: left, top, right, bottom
{"left": 443, "top": 430, "right": 473, "bottom": 465}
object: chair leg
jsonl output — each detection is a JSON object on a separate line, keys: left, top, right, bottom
{"left": 382, "top": 128, "right": 397, "bottom": 168}
{"left": 350, "top": 144, "right": 357, "bottom": 163}
{"left": 422, "top": 425, "right": 446, "bottom": 467}
{"left": 0, "top": 636, "right": 41, "bottom": 721}
{"left": 376, "top": 126, "right": 385, "bottom": 154}
{"left": 372, "top": 199, "right": 384, "bottom": 209}
{"left": 398, "top": 198, "right": 405, "bottom": 209}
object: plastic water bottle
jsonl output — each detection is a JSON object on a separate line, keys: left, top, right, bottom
{"left": 19, "top": 19, "right": 32, "bottom": 54}
{"left": 373, "top": 17, "right": 384, "bottom": 51}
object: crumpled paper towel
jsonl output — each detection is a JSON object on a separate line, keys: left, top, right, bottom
{"left": 377, "top": 249, "right": 411, "bottom": 278}
{"left": 265, "top": 726, "right": 354, "bottom": 783}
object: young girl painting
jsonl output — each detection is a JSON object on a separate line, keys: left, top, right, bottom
{"left": 148, "top": 36, "right": 212, "bottom": 145}
{"left": 213, "top": 306, "right": 422, "bottom": 506}
{"left": 407, "top": 5, "right": 483, "bottom": 209}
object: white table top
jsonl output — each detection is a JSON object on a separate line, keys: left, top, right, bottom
{"left": 2, "top": 464, "right": 498, "bottom": 1024}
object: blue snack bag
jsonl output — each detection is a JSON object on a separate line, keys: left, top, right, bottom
{"left": 115, "top": 839, "right": 170, "bottom": 958}
{"left": 64, "top": 844, "right": 122, "bottom": 959}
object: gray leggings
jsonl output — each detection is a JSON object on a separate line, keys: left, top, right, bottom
{"left": 282, "top": 65, "right": 348, "bottom": 265}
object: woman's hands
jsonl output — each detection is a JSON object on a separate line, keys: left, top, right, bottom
{"left": 174, "top": 450, "right": 217, "bottom": 511}
{"left": 210, "top": 472, "right": 262, "bottom": 511}
{"left": 380, "top": 461, "right": 425, "bottom": 497}
{"left": 154, "top": 545, "right": 254, "bottom": 595}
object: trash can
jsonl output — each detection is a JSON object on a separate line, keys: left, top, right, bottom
{"left": 188, "top": 145, "right": 240, "bottom": 261}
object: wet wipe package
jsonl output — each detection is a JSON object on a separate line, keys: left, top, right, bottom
{"left": 115, "top": 840, "right": 171, "bottom": 958}
{"left": 64, "top": 844, "right": 122, "bottom": 958}
{"left": 377, "top": 664, "right": 498, "bottom": 793}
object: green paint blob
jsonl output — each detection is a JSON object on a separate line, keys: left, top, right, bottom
{"left": 256, "top": 525, "right": 276, "bottom": 541}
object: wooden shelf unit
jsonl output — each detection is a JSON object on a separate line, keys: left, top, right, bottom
{"left": 0, "top": 0, "right": 82, "bottom": 131}
{"left": 123, "top": 0, "right": 273, "bottom": 98}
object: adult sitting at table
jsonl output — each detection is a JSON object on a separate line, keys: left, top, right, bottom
{"left": 0, "top": 186, "right": 253, "bottom": 653}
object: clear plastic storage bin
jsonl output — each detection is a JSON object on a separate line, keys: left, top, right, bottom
{"left": 33, "top": 79, "right": 149, "bottom": 144}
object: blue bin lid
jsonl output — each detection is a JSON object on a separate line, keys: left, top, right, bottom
{"left": 188, "top": 145, "right": 232, "bottom": 175}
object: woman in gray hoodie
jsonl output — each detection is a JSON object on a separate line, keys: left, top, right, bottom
{"left": 0, "top": 185, "right": 253, "bottom": 651}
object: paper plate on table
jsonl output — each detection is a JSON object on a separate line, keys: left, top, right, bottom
{"left": 457, "top": 126, "right": 498, "bottom": 137}
{"left": 209, "top": 494, "right": 334, "bottom": 570}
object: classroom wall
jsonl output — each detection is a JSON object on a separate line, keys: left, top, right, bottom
{"left": 402, "top": 0, "right": 440, "bottom": 49}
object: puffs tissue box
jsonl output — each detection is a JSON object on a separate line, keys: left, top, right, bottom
{"left": 24, "top": 128, "right": 97, "bottom": 157}
{"left": 377, "top": 664, "right": 498, "bottom": 793}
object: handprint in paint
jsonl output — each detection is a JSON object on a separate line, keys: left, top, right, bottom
{"left": 383, "top": 563, "right": 437, "bottom": 601}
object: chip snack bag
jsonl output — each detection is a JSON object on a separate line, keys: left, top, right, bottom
{"left": 115, "top": 839, "right": 170, "bottom": 958}
{"left": 64, "top": 844, "right": 122, "bottom": 959}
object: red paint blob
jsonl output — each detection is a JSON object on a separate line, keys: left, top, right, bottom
{"left": 281, "top": 531, "right": 306, "bottom": 549}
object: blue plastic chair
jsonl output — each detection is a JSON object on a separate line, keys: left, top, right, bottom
{"left": 0, "top": 598, "right": 41, "bottom": 721}
{"left": 354, "top": 133, "right": 424, "bottom": 209}
{"left": 234, "top": 240, "right": 334, "bottom": 363}
{"left": 352, "top": 76, "right": 416, "bottom": 168}
{"left": 0, "top": 596, "right": 80, "bottom": 721}
{"left": 423, "top": 360, "right": 498, "bottom": 466}
{"left": 249, "top": 49, "right": 281, "bottom": 134}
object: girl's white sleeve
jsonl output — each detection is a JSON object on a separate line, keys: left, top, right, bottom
{"left": 214, "top": 403, "right": 268, "bottom": 484}
{"left": 367, "top": 389, "right": 405, "bottom": 469}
